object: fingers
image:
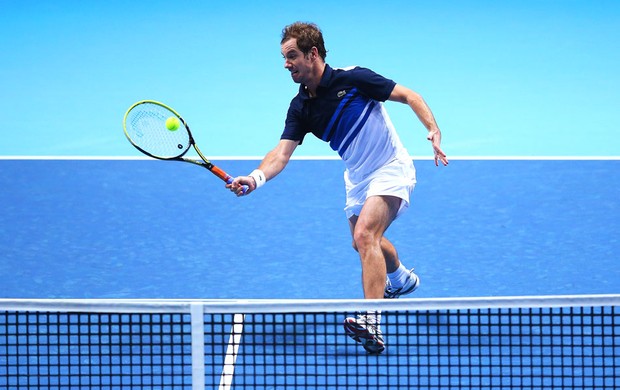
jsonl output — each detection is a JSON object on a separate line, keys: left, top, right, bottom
{"left": 427, "top": 130, "right": 448, "bottom": 167}
{"left": 434, "top": 147, "right": 449, "bottom": 166}
{"left": 436, "top": 152, "right": 449, "bottom": 166}
{"left": 226, "top": 176, "right": 255, "bottom": 196}
{"left": 226, "top": 183, "right": 248, "bottom": 197}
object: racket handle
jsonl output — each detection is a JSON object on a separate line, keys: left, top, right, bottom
{"left": 210, "top": 165, "right": 248, "bottom": 194}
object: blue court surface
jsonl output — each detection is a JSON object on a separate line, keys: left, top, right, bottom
{"left": 1, "top": 158, "right": 618, "bottom": 299}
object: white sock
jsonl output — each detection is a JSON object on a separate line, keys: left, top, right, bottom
{"left": 387, "top": 263, "right": 409, "bottom": 288}
{"left": 365, "top": 310, "right": 382, "bottom": 326}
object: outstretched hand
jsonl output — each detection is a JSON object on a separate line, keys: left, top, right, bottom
{"left": 427, "top": 130, "right": 449, "bottom": 167}
{"left": 226, "top": 176, "right": 255, "bottom": 197}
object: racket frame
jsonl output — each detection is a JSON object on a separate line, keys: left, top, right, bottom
{"left": 123, "top": 100, "right": 236, "bottom": 185}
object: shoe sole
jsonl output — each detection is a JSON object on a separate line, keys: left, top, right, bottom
{"left": 343, "top": 318, "right": 385, "bottom": 354}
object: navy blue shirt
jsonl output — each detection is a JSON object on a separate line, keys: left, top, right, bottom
{"left": 282, "top": 64, "right": 396, "bottom": 156}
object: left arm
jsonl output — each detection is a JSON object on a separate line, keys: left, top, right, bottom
{"left": 388, "top": 84, "right": 448, "bottom": 166}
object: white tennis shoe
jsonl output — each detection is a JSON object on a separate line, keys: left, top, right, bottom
{"left": 384, "top": 268, "right": 420, "bottom": 299}
{"left": 344, "top": 313, "right": 385, "bottom": 354}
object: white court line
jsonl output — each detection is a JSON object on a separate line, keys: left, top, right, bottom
{"left": 218, "top": 313, "right": 245, "bottom": 390}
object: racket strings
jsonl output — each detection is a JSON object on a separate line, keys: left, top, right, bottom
{"left": 124, "top": 103, "right": 191, "bottom": 159}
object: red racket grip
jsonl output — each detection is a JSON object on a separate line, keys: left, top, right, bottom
{"left": 211, "top": 166, "right": 248, "bottom": 194}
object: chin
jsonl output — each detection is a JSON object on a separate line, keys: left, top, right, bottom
{"left": 290, "top": 71, "right": 302, "bottom": 82}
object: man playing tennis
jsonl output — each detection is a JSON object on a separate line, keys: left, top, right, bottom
{"left": 228, "top": 22, "right": 448, "bottom": 353}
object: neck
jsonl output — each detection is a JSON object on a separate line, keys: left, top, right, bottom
{"left": 305, "top": 62, "right": 326, "bottom": 97}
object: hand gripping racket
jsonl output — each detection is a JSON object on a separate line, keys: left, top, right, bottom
{"left": 123, "top": 100, "right": 246, "bottom": 193}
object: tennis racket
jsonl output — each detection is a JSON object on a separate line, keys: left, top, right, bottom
{"left": 123, "top": 100, "right": 246, "bottom": 193}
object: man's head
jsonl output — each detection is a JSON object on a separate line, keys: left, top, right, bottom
{"left": 280, "top": 22, "right": 327, "bottom": 87}
{"left": 280, "top": 22, "right": 327, "bottom": 60}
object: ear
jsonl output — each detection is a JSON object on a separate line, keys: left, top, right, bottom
{"left": 310, "top": 46, "right": 319, "bottom": 60}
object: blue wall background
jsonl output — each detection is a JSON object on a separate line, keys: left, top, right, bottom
{"left": 1, "top": 0, "right": 618, "bottom": 158}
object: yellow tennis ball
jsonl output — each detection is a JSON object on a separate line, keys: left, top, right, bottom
{"left": 165, "top": 117, "right": 180, "bottom": 131}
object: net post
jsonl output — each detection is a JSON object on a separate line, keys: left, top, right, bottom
{"left": 190, "top": 303, "right": 205, "bottom": 390}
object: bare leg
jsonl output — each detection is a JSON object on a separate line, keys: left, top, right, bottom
{"left": 348, "top": 195, "right": 402, "bottom": 299}
{"left": 381, "top": 237, "right": 400, "bottom": 274}
{"left": 350, "top": 227, "right": 401, "bottom": 274}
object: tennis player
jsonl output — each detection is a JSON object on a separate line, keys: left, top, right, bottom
{"left": 228, "top": 22, "right": 448, "bottom": 353}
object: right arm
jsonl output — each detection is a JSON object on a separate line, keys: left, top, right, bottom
{"left": 228, "top": 139, "right": 299, "bottom": 196}
{"left": 389, "top": 84, "right": 448, "bottom": 166}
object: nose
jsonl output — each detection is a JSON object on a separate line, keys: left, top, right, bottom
{"left": 283, "top": 57, "right": 293, "bottom": 69}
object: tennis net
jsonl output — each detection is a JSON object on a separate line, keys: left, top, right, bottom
{"left": 1, "top": 295, "right": 619, "bottom": 389}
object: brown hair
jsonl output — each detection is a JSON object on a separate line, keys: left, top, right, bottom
{"left": 281, "top": 22, "right": 327, "bottom": 60}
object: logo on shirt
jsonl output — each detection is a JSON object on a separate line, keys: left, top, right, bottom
{"left": 337, "top": 90, "right": 347, "bottom": 98}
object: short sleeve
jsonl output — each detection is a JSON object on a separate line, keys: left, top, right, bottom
{"left": 347, "top": 67, "right": 396, "bottom": 102}
{"left": 280, "top": 95, "right": 309, "bottom": 145}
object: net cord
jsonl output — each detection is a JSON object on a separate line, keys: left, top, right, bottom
{"left": 1, "top": 294, "right": 620, "bottom": 314}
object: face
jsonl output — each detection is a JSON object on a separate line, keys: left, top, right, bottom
{"left": 281, "top": 38, "right": 315, "bottom": 84}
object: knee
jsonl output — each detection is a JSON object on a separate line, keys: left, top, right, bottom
{"left": 351, "top": 239, "right": 359, "bottom": 253}
{"left": 352, "top": 229, "right": 375, "bottom": 253}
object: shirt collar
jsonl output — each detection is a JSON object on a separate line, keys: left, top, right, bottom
{"left": 318, "top": 63, "right": 333, "bottom": 88}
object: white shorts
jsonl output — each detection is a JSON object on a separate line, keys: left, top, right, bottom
{"left": 343, "top": 157, "right": 416, "bottom": 219}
